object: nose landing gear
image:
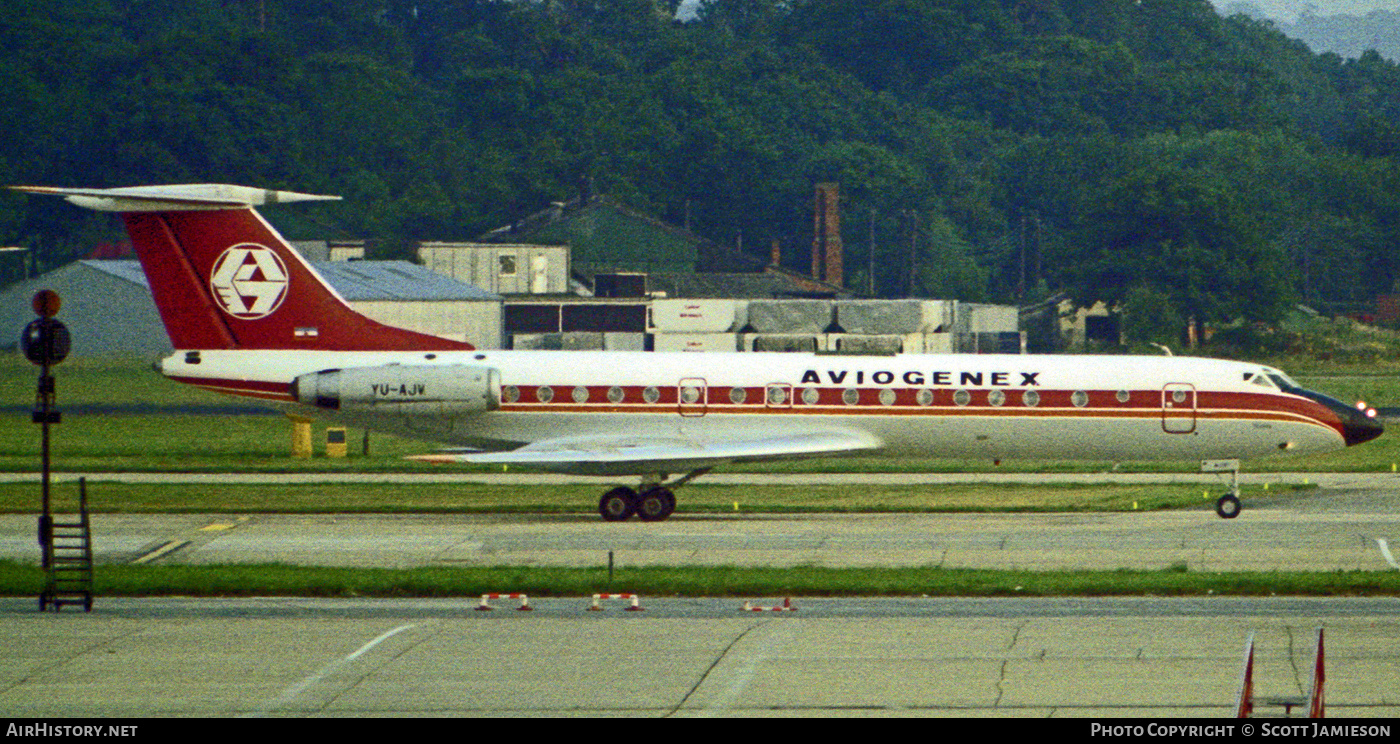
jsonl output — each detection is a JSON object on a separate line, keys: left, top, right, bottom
{"left": 1204, "top": 459, "right": 1243, "bottom": 519}
{"left": 1215, "top": 493, "right": 1242, "bottom": 519}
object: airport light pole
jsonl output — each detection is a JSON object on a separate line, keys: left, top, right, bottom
{"left": 21, "top": 290, "right": 69, "bottom": 584}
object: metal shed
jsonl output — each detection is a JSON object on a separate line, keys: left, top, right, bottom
{"left": 1, "top": 260, "right": 168, "bottom": 356}
{"left": 314, "top": 261, "right": 503, "bottom": 347}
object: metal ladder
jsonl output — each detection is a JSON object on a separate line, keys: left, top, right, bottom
{"left": 40, "top": 478, "right": 93, "bottom": 612}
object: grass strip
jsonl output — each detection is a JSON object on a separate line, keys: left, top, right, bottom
{"left": 2, "top": 560, "right": 1398, "bottom": 598}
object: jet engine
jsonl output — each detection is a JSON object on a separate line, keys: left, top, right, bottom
{"left": 292, "top": 364, "right": 500, "bottom": 415}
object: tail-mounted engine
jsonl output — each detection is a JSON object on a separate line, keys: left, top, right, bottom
{"left": 292, "top": 364, "right": 500, "bottom": 415}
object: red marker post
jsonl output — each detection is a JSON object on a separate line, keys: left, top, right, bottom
{"left": 22, "top": 290, "right": 69, "bottom": 602}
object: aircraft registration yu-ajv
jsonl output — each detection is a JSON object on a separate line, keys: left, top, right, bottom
{"left": 12, "top": 184, "right": 1384, "bottom": 521}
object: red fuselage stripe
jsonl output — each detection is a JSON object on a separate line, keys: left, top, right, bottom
{"left": 173, "top": 374, "right": 1343, "bottom": 439}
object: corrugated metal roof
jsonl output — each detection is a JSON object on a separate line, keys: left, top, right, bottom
{"left": 81, "top": 259, "right": 499, "bottom": 302}
{"left": 314, "top": 261, "right": 500, "bottom": 301}
{"left": 81, "top": 259, "right": 151, "bottom": 286}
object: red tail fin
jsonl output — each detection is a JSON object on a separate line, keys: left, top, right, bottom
{"left": 12, "top": 184, "right": 474, "bottom": 352}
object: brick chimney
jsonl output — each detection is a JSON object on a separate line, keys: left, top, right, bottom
{"left": 812, "top": 182, "right": 843, "bottom": 286}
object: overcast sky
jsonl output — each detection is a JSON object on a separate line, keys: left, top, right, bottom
{"left": 1213, "top": 1, "right": 1400, "bottom": 22}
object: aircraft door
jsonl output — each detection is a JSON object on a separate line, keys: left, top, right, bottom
{"left": 1162, "top": 383, "right": 1197, "bottom": 434}
{"left": 679, "top": 378, "right": 706, "bottom": 417}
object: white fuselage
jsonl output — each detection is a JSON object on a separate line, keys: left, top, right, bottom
{"left": 159, "top": 349, "right": 1352, "bottom": 466}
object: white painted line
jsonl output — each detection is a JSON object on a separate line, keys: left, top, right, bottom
{"left": 693, "top": 622, "right": 800, "bottom": 717}
{"left": 1377, "top": 539, "right": 1400, "bottom": 570}
{"left": 251, "top": 623, "right": 418, "bottom": 716}
{"left": 345, "top": 623, "right": 418, "bottom": 660}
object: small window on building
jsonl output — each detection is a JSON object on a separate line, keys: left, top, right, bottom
{"left": 499, "top": 254, "right": 518, "bottom": 276}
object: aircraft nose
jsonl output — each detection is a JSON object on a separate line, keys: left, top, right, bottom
{"left": 1343, "top": 408, "right": 1384, "bottom": 447}
{"left": 1291, "top": 385, "right": 1385, "bottom": 448}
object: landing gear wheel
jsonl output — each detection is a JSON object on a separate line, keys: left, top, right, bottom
{"left": 636, "top": 487, "right": 676, "bottom": 522}
{"left": 600, "top": 487, "right": 639, "bottom": 522}
{"left": 1215, "top": 494, "right": 1242, "bottom": 519}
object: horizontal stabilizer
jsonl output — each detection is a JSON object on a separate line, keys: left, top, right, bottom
{"left": 9, "top": 184, "right": 340, "bottom": 212}
{"left": 409, "top": 430, "right": 883, "bottom": 476}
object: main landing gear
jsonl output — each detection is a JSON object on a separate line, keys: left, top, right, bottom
{"left": 600, "top": 486, "right": 675, "bottom": 522}
{"left": 597, "top": 468, "right": 711, "bottom": 522}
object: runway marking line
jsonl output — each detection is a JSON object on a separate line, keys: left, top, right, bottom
{"left": 1376, "top": 538, "right": 1400, "bottom": 570}
{"left": 250, "top": 623, "right": 418, "bottom": 717}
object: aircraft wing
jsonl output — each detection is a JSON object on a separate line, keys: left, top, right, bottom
{"left": 408, "top": 429, "right": 884, "bottom": 475}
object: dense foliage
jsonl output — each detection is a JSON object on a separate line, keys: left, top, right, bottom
{"left": 3, "top": 0, "right": 1399, "bottom": 333}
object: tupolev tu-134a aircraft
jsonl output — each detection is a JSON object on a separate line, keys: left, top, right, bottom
{"left": 12, "top": 184, "right": 1384, "bottom": 521}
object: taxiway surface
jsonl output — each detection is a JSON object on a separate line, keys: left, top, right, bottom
{"left": 1, "top": 472, "right": 1397, "bottom": 717}
{"left": 2, "top": 472, "right": 1398, "bottom": 571}
{"left": 2, "top": 596, "right": 1397, "bottom": 717}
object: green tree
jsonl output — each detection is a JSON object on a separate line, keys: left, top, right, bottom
{"left": 1121, "top": 285, "right": 1182, "bottom": 346}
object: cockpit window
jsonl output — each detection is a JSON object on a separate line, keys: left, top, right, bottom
{"left": 1265, "top": 372, "right": 1300, "bottom": 391}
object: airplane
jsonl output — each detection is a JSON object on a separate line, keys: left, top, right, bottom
{"left": 10, "top": 183, "right": 1385, "bottom": 521}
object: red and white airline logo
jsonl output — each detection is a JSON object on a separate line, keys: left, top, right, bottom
{"left": 209, "top": 244, "right": 289, "bottom": 319}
